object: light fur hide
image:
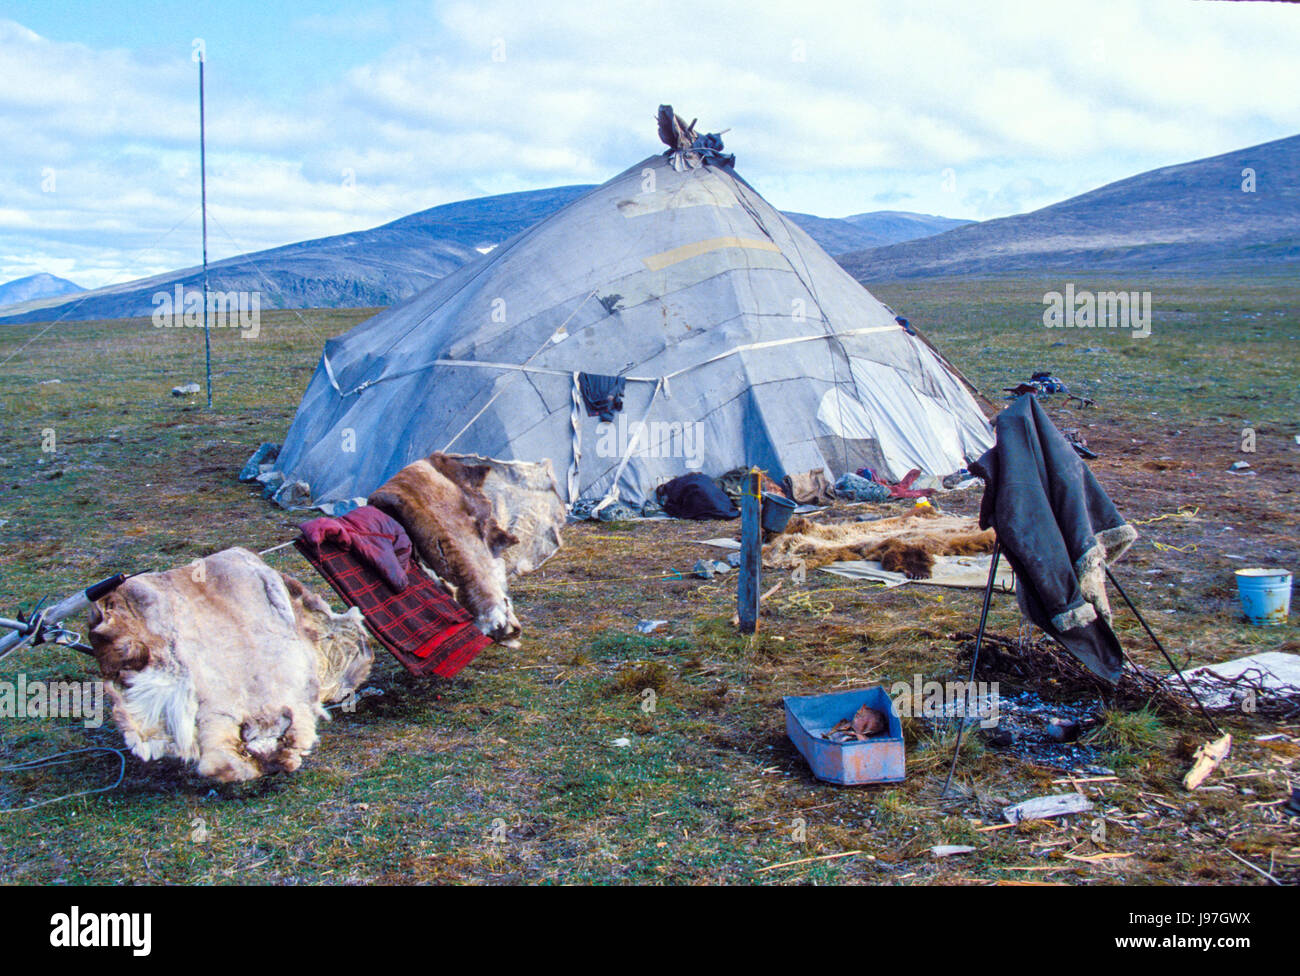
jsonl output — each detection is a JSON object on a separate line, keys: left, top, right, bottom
{"left": 764, "top": 510, "right": 995, "bottom": 578}
{"left": 1056, "top": 522, "right": 1139, "bottom": 631}
{"left": 88, "top": 548, "right": 372, "bottom": 783}
{"left": 444, "top": 453, "right": 565, "bottom": 576}
{"left": 368, "top": 452, "right": 522, "bottom": 642}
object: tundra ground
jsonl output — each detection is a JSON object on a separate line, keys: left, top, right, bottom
{"left": 1, "top": 274, "right": 1296, "bottom": 884}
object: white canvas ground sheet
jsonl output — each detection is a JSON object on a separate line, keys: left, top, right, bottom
{"left": 819, "top": 554, "right": 1016, "bottom": 591}
{"left": 1183, "top": 652, "right": 1300, "bottom": 709}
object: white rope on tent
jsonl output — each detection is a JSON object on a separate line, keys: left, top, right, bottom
{"left": 439, "top": 291, "right": 600, "bottom": 453}
{"left": 567, "top": 372, "right": 582, "bottom": 502}
{"left": 326, "top": 325, "right": 898, "bottom": 399}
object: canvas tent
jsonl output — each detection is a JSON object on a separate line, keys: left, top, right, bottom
{"left": 264, "top": 123, "right": 993, "bottom": 511}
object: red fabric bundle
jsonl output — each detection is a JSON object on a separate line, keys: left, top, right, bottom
{"left": 880, "top": 468, "right": 935, "bottom": 500}
{"left": 296, "top": 506, "right": 491, "bottom": 678}
{"left": 299, "top": 505, "right": 412, "bottom": 592}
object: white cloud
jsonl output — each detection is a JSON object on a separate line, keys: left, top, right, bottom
{"left": 1, "top": 0, "right": 1297, "bottom": 288}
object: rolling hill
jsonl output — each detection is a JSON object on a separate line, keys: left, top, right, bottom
{"left": 838, "top": 133, "right": 1300, "bottom": 280}
{"left": 0, "top": 272, "right": 84, "bottom": 309}
{"left": 0, "top": 186, "right": 968, "bottom": 324}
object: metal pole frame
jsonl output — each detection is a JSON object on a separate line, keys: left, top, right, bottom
{"left": 199, "top": 55, "right": 213, "bottom": 410}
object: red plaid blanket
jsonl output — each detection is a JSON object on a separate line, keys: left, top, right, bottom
{"left": 295, "top": 536, "right": 490, "bottom": 678}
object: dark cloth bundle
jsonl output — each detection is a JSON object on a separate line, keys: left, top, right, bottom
{"left": 656, "top": 472, "right": 739, "bottom": 520}
{"left": 970, "top": 394, "right": 1136, "bottom": 683}
{"left": 577, "top": 372, "right": 626, "bottom": 422}
{"left": 296, "top": 506, "right": 490, "bottom": 678}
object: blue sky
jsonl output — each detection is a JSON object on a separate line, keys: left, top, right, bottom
{"left": 3, "top": 0, "right": 1299, "bottom": 289}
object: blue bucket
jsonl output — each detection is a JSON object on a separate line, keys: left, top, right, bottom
{"left": 1235, "top": 568, "right": 1292, "bottom": 626}
{"left": 761, "top": 492, "right": 797, "bottom": 534}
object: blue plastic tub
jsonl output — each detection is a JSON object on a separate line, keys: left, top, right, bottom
{"left": 784, "top": 685, "right": 905, "bottom": 785}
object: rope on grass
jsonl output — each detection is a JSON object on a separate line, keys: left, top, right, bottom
{"left": 0, "top": 746, "right": 127, "bottom": 814}
{"left": 1133, "top": 506, "right": 1199, "bottom": 526}
{"left": 775, "top": 590, "right": 835, "bottom": 617}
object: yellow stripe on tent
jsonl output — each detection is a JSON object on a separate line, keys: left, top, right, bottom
{"left": 642, "top": 236, "right": 781, "bottom": 271}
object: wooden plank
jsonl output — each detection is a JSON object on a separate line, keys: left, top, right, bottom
{"left": 737, "top": 469, "right": 761, "bottom": 634}
{"left": 1183, "top": 733, "right": 1232, "bottom": 790}
{"left": 1002, "top": 793, "right": 1094, "bottom": 824}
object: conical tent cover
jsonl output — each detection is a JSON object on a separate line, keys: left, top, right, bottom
{"left": 269, "top": 151, "right": 992, "bottom": 508}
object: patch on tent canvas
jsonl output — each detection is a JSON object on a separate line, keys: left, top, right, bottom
{"left": 641, "top": 236, "right": 781, "bottom": 272}
{"left": 606, "top": 246, "right": 791, "bottom": 312}
{"left": 616, "top": 172, "right": 738, "bottom": 217}
{"left": 88, "top": 548, "right": 372, "bottom": 783}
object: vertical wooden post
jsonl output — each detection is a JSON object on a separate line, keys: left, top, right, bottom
{"left": 737, "top": 468, "right": 761, "bottom": 634}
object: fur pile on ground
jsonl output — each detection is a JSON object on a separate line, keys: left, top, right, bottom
{"left": 764, "top": 509, "right": 995, "bottom": 578}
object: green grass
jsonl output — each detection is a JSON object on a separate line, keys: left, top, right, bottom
{"left": 1, "top": 273, "right": 1298, "bottom": 885}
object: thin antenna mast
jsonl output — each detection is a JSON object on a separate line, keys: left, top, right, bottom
{"left": 199, "top": 53, "right": 213, "bottom": 409}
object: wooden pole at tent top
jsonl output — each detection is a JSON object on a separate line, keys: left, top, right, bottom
{"left": 737, "top": 468, "right": 762, "bottom": 634}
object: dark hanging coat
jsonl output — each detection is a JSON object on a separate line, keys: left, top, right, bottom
{"left": 969, "top": 395, "right": 1136, "bottom": 683}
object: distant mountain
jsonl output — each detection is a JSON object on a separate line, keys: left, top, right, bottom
{"left": 838, "top": 133, "right": 1300, "bottom": 279}
{"left": 0, "top": 180, "right": 966, "bottom": 324}
{"left": 783, "top": 210, "right": 971, "bottom": 255}
{"left": 0, "top": 272, "right": 84, "bottom": 308}
{"left": 0, "top": 186, "right": 595, "bottom": 324}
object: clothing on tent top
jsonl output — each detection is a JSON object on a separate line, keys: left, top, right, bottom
{"left": 688, "top": 132, "right": 736, "bottom": 168}
{"left": 577, "top": 372, "right": 626, "bottom": 422}
{"left": 656, "top": 472, "right": 739, "bottom": 520}
{"left": 970, "top": 394, "right": 1137, "bottom": 683}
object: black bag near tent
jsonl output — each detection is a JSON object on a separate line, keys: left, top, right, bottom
{"left": 656, "top": 473, "right": 739, "bottom": 520}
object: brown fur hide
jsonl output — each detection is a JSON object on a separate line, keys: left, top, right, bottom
{"left": 764, "top": 509, "right": 995, "bottom": 579}
{"left": 88, "top": 548, "right": 372, "bottom": 783}
{"left": 444, "top": 453, "right": 565, "bottom": 576}
{"left": 368, "top": 452, "right": 521, "bottom": 642}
